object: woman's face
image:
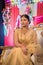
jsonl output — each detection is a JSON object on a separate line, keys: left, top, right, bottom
{"left": 21, "top": 16, "right": 29, "bottom": 27}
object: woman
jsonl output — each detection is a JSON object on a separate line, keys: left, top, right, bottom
{"left": 2, "top": 14, "right": 41, "bottom": 65}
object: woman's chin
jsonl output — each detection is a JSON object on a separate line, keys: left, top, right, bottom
{"left": 22, "top": 25, "right": 26, "bottom": 27}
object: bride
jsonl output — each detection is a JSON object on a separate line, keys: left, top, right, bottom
{"left": 2, "top": 14, "right": 41, "bottom": 65}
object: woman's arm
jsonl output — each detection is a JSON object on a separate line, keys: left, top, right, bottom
{"left": 14, "top": 29, "right": 28, "bottom": 55}
{"left": 14, "top": 29, "right": 23, "bottom": 47}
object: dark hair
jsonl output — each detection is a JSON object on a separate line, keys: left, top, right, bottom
{"left": 21, "top": 14, "right": 31, "bottom": 24}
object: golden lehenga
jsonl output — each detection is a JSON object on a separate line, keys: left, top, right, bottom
{"left": 2, "top": 28, "right": 41, "bottom": 65}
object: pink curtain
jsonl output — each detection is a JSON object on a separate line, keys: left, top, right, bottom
{"left": 4, "top": 5, "right": 19, "bottom": 46}
{"left": 33, "top": 16, "right": 43, "bottom": 25}
{"left": 37, "top": 2, "right": 43, "bottom": 16}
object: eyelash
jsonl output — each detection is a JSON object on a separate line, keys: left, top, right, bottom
{"left": 21, "top": 19, "right": 26, "bottom": 21}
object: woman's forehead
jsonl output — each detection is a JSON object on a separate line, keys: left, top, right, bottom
{"left": 21, "top": 16, "right": 27, "bottom": 19}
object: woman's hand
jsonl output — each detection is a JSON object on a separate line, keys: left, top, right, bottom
{"left": 21, "top": 46, "right": 28, "bottom": 55}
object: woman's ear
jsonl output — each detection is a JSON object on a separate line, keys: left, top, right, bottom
{"left": 28, "top": 21, "right": 30, "bottom": 24}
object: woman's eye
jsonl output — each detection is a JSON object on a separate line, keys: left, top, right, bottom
{"left": 24, "top": 19, "right": 26, "bottom": 21}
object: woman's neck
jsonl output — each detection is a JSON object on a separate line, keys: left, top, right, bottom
{"left": 22, "top": 25, "right": 29, "bottom": 29}
{"left": 21, "top": 26, "right": 29, "bottom": 34}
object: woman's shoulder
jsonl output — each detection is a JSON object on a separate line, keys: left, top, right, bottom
{"left": 28, "top": 28, "right": 36, "bottom": 36}
{"left": 29, "top": 28, "right": 36, "bottom": 32}
{"left": 14, "top": 28, "right": 21, "bottom": 33}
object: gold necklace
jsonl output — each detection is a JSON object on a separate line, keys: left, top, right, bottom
{"left": 21, "top": 27, "right": 28, "bottom": 35}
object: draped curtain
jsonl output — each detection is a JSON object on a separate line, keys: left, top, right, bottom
{"left": 4, "top": 5, "right": 19, "bottom": 46}
{"left": 37, "top": 2, "right": 43, "bottom": 16}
